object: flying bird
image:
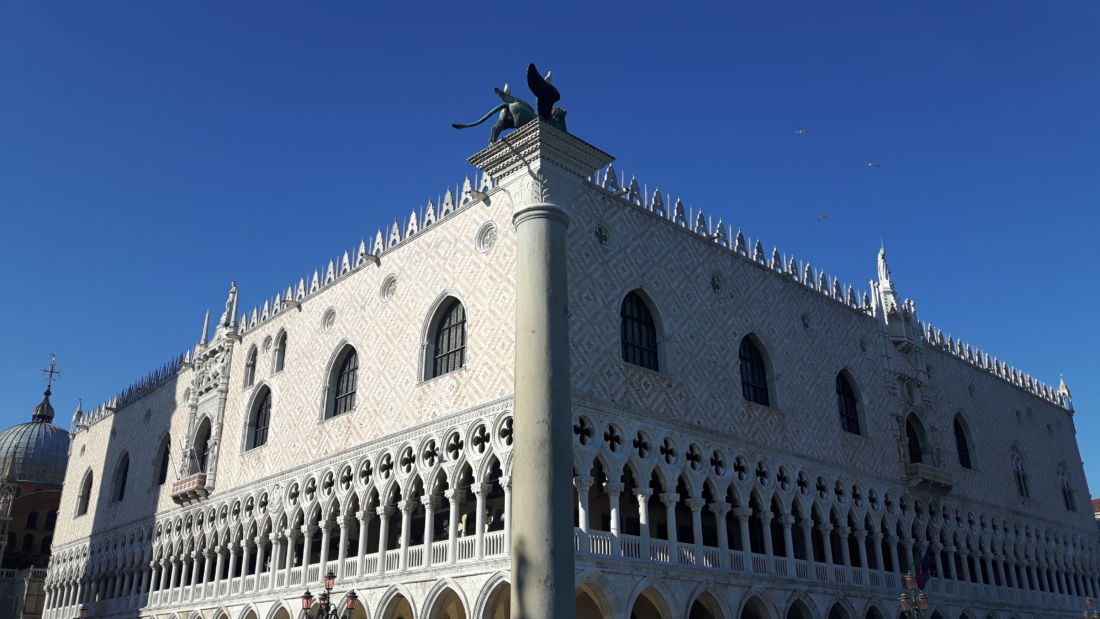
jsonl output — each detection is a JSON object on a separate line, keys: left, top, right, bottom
{"left": 863, "top": 162, "right": 880, "bottom": 168}
{"left": 816, "top": 214, "right": 828, "bottom": 222}
{"left": 794, "top": 129, "right": 808, "bottom": 135}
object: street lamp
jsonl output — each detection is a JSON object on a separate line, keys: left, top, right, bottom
{"left": 1084, "top": 597, "right": 1100, "bottom": 619}
{"left": 898, "top": 571, "right": 930, "bottom": 619}
{"left": 300, "top": 571, "right": 358, "bottom": 619}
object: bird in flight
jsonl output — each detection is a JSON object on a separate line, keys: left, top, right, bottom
{"left": 816, "top": 214, "right": 828, "bottom": 222}
{"left": 794, "top": 129, "right": 808, "bottom": 135}
{"left": 863, "top": 162, "right": 880, "bottom": 167}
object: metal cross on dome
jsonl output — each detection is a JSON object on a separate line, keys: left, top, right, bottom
{"left": 41, "top": 353, "right": 62, "bottom": 388}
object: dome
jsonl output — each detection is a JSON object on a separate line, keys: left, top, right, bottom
{"left": 0, "top": 389, "right": 70, "bottom": 486}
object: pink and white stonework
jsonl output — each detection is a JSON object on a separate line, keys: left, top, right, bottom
{"left": 43, "top": 122, "right": 1095, "bottom": 619}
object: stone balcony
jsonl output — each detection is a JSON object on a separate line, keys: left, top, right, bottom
{"left": 904, "top": 462, "right": 954, "bottom": 492}
{"left": 169, "top": 473, "right": 208, "bottom": 505}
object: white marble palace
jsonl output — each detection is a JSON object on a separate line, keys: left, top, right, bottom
{"left": 43, "top": 120, "right": 1097, "bottom": 619}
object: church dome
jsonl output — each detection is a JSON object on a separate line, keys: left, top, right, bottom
{"left": 0, "top": 388, "right": 70, "bottom": 486}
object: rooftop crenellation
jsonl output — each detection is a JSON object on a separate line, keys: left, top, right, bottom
{"left": 76, "top": 352, "right": 189, "bottom": 430}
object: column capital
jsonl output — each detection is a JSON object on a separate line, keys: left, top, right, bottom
{"left": 284, "top": 528, "right": 299, "bottom": 539}
{"left": 573, "top": 476, "right": 594, "bottom": 492}
{"left": 659, "top": 492, "right": 680, "bottom": 507}
{"left": 398, "top": 499, "right": 417, "bottom": 514}
{"left": 708, "top": 501, "right": 732, "bottom": 516}
{"left": 817, "top": 523, "right": 834, "bottom": 534}
{"left": 633, "top": 487, "right": 652, "bottom": 500}
{"left": 685, "top": 497, "right": 706, "bottom": 512}
{"left": 835, "top": 525, "right": 851, "bottom": 536}
{"left": 733, "top": 507, "right": 753, "bottom": 520}
{"left": 268, "top": 532, "right": 279, "bottom": 543}
{"left": 603, "top": 481, "right": 624, "bottom": 496}
{"left": 421, "top": 495, "right": 441, "bottom": 510}
{"left": 499, "top": 475, "right": 511, "bottom": 490}
{"left": 471, "top": 483, "right": 489, "bottom": 498}
{"left": 355, "top": 509, "right": 372, "bottom": 520}
{"left": 300, "top": 524, "right": 316, "bottom": 536}
{"left": 444, "top": 489, "right": 459, "bottom": 500}
{"left": 778, "top": 514, "right": 796, "bottom": 527}
{"left": 378, "top": 504, "right": 395, "bottom": 517}
{"left": 852, "top": 528, "right": 868, "bottom": 540}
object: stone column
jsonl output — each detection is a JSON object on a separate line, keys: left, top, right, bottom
{"left": 802, "top": 520, "right": 816, "bottom": 562}
{"left": 355, "top": 510, "right": 370, "bottom": 573}
{"left": 735, "top": 508, "right": 752, "bottom": 560}
{"left": 267, "top": 533, "right": 281, "bottom": 591}
{"left": 445, "top": 490, "right": 459, "bottom": 565}
{"left": 226, "top": 544, "right": 238, "bottom": 583}
{"left": 855, "top": 530, "right": 869, "bottom": 571}
{"left": 481, "top": 121, "right": 610, "bottom": 619}
{"left": 959, "top": 549, "right": 972, "bottom": 582}
{"left": 336, "top": 517, "right": 349, "bottom": 576}
{"left": 318, "top": 522, "right": 331, "bottom": 570}
{"left": 422, "top": 496, "right": 438, "bottom": 567}
{"left": 398, "top": 499, "right": 414, "bottom": 570}
{"left": 574, "top": 476, "right": 593, "bottom": 535}
{"left": 888, "top": 536, "right": 901, "bottom": 573}
{"left": 760, "top": 513, "right": 774, "bottom": 557}
{"left": 780, "top": 515, "right": 796, "bottom": 561}
{"left": 282, "top": 530, "right": 296, "bottom": 583}
{"left": 837, "top": 526, "right": 852, "bottom": 566}
{"left": 687, "top": 497, "right": 705, "bottom": 563}
{"left": 604, "top": 481, "right": 623, "bottom": 556}
{"left": 158, "top": 559, "right": 170, "bottom": 592}
{"left": 660, "top": 493, "right": 679, "bottom": 544}
{"left": 254, "top": 537, "right": 266, "bottom": 582}
{"left": 502, "top": 475, "right": 513, "bottom": 548}
{"left": 300, "top": 525, "right": 315, "bottom": 571}
{"left": 168, "top": 558, "right": 179, "bottom": 591}
{"left": 635, "top": 488, "right": 652, "bottom": 560}
{"left": 474, "top": 483, "right": 488, "bottom": 560}
{"left": 819, "top": 524, "right": 835, "bottom": 564}
{"left": 189, "top": 552, "right": 201, "bottom": 588}
{"left": 140, "top": 565, "right": 151, "bottom": 595}
{"left": 376, "top": 505, "right": 393, "bottom": 574}
{"left": 710, "top": 502, "right": 731, "bottom": 568}
{"left": 240, "top": 540, "right": 252, "bottom": 580}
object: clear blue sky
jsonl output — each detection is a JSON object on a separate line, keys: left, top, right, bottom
{"left": 2, "top": 3, "right": 1097, "bottom": 491}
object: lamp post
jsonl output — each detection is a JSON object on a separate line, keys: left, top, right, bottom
{"left": 898, "top": 571, "right": 930, "bottom": 619}
{"left": 1084, "top": 597, "right": 1100, "bottom": 619}
{"left": 300, "top": 571, "right": 358, "bottom": 619}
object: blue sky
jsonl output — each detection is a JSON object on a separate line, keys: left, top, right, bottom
{"left": 2, "top": 3, "right": 1097, "bottom": 491}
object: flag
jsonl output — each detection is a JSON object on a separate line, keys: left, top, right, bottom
{"left": 915, "top": 545, "right": 934, "bottom": 589}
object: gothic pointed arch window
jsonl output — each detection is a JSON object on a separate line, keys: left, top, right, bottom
{"left": 953, "top": 415, "right": 973, "bottom": 469}
{"left": 835, "top": 371, "right": 861, "bottom": 434}
{"left": 156, "top": 433, "right": 171, "bottom": 486}
{"left": 326, "top": 346, "right": 358, "bottom": 418}
{"left": 427, "top": 299, "right": 466, "bottom": 378}
{"left": 620, "top": 291, "right": 659, "bottom": 371}
{"left": 75, "top": 470, "right": 93, "bottom": 516}
{"left": 739, "top": 336, "right": 770, "bottom": 406}
{"left": 273, "top": 331, "right": 287, "bottom": 373}
{"left": 113, "top": 453, "right": 130, "bottom": 502}
{"left": 246, "top": 386, "right": 272, "bottom": 450}
{"left": 1011, "top": 447, "right": 1029, "bottom": 498}
{"left": 192, "top": 417, "right": 212, "bottom": 474}
{"left": 1058, "top": 463, "right": 1076, "bottom": 511}
{"left": 905, "top": 414, "right": 931, "bottom": 465}
{"left": 243, "top": 346, "right": 258, "bottom": 388}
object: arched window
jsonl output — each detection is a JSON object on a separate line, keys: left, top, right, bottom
{"left": 835, "top": 372, "right": 861, "bottom": 434}
{"left": 22, "top": 534, "right": 33, "bottom": 553}
{"left": 905, "top": 414, "right": 928, "bottom": 465}
{"left": 620, "top": 291, "right": 659, "bottom": 370}
{"left": 192, "top": 418, "right": 212, "bottom": 474}
{"left": 156, "top": 434, "right": 171, "bottom": 486}
{"left": 44, "top": 511, "right": 56, "bottom": 530}
{"left": 25, "top": 512, "right": 38, "bottom": 530}
{"left": 247, "top": 387, "right": 272, "bottom": 450}
{"left": 431, "top": 300, "right": 467, "bottom": 378}
{"left": 40, "top": 536, "right": 52, "bottom": 554}
{"left": 954, "top": 415, "right": 973, "bottom": 469}
{"left": 1058, "top": 464, "right": 1076, "bottom": 511}
{"left": 739, "top": 336, "right": 770, "bottom": 406}
{"left": 76, "top": 471, "right": 93, "bottom": 516}
{"left": 113, "top": 453, "right": 130, "bottom": 502}
{"left": 327, "top": 347, "right": 358, "bottom": 417}
{"left": 1011, "top": 447, "right": 1029, "bottom": 498}
{"left": 273, "top": 331, "right": 287, "bottom": 373}
{"left": 243, "top": 346, "right": 258, "bottom": 388}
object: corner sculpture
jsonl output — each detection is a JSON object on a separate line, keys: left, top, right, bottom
{"left": 451, "top": 63, "right": 568, "bottom": 143}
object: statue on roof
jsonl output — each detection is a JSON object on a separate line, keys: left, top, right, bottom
{"left": 451, "top": 63, "right": 568, "bottom": 144}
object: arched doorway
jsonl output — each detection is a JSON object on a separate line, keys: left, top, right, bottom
{"left": 631, "top": 588, "right": 670, "bottom": 619}
{"left": 689, "top": 592, "right": 723, "bottom": 619}
{"left": 787, "top": 600, "right": 812, "bottom": 619}
{"left": 740, "top": 597, "right": 771, "bottom": 619}
{"left": 428, "top": 588, "right": 467, "bottom": 619}
{"left": 481, "top": 579, "right": 509, "bottom": 619}
{"left": 827, "top": 604, "right": 850, "bottom": 619}
{"left": 380, "top": 593, "right": 414, "bottom": 619}
{"left": 270, "top": 607, "right": 293, "bottom": 619}
{"left": 576, "top": 587, "right": 603, "bottom": 619}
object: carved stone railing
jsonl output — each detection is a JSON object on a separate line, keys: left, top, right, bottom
{"left": 904, "top": 463, "right": 954, "bottom": 492}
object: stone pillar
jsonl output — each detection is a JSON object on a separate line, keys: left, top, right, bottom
{"left": 735, "top": 508, "right": 752, "bottom": 560}
{"left": 475, "top": 120, "right": 612, "bottom": 619}
{"left": 300, "top": 525, "right": 315, "bottom": 571}
{"left": 268, "top": 533, "right": 281, "bottom": 590}
{"left": 336, "top": 517, "right": 349, "bottom": 576}
{"left": 575, "top": 476, "right": 593, "bottom": 535}
{"left": 445, "top": 490, "right": 459, "bottom": 565}
{"left": 377, "top": 505, "right": 393, "bottom": 574}
{"left": 855, "top": 530, "right": 869, "bottom": 570}
{"left": 687, "top": 497, "right": 705, "bottom": 562}
{"left": 635, "top": 488, "right": 652, "bottom": 560}
{"left": 780, "top": 515, "right": 796, "bottom": 561}
{"left": 837, "top": 527, "right": 851, "bottom": 566}
{"left": 474, "top": 483, "right": 489, "bottom": 560}
{"left": 254, "top": 537, "right": 266, "bottom": 581}
{"left": 158, "top": 559, "right": 170, "bottom": 592}
{"left": 819, "top": 524, "right": 835, "bottom": 564}
{"left": 760, "top": 513, "right": 774, "bottom": 557}
{"left": 282, "top": 530, "right": 297, "bottom": 583}
{"left": 959, "top": 549, "right": 972, "bottom": 582}
{"left": 605, "top": 481, "right": 623, "bottom": 556}
{"left": 398, "top": 499, "right": 414, "bottom": 570}
{"left": 660, "top": 492, "right": 679, "bottom": 544}
{"left": 888, "top": 536, "right": 901, "bottom": 573}
{"left": 140, "top": 565, "right": 151, "bottom": 594}
{"left": 189, "top": 552, "right": 201, "bottom": 588}
{"left": 502, "top": 475, "right": 513, "bottom": 548}
{"left": 356, "top": 510, "right": 371, "bottom": 573}
{"left": 168, "top": 559, "right": 179, "bottom": 590}
{"left": 422, "top": 496, "right": 438, "bottom": 567}
{"left": 239, "top": 540, "right": 252, "bottom": 580}
{"left": 932, "top": 543, "right": 944, "bottom": 581}
{"left": 711, "top": 502, "right": 731, "bottom": 568}
{"left": 802, "top": 520, "right": 815, "bottom": 562}
{"left": 227, "top": 544, "right": 239, "bottom": 582}
{"left": 318, "top": 522, "right": 331, "bottom": 569}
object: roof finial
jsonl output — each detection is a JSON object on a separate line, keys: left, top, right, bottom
{"left": 33, "top": 354, "right": 60, "bottom": 423}
{"left": 40, "top": 353, "right": 62, "bottom": 394}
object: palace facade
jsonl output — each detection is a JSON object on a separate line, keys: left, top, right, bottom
{"left": 43, "top": 121, "right": 1097, "bottom": 619}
